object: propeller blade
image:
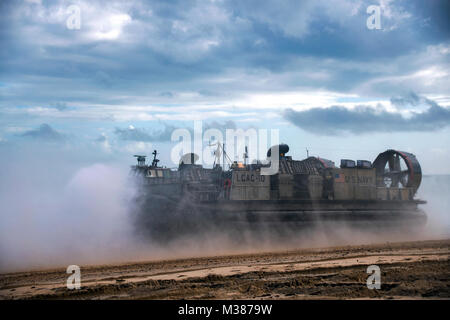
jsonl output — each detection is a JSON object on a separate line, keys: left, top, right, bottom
{"left": 394, "top": 154, "right": 401, "bottom": 171}
{"left": 388, "top": 156, "right": 395, "bottom": 171}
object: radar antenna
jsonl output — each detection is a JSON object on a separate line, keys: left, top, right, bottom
{"left": 244, "top": 146, "right": 248, "bottom": 165}
{"left": 151, "top": 150, "right": 160, "bottom": 167}
{"left": 133, "top": 155, "right": 146, "bottom": 166}
{"left": 207, "top": 141, "right": 232, "bottom": 170}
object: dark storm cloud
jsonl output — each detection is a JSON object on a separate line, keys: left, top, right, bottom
{"left": 51, "top": 102, "right": 68, "bottom": 111}
{"left": 21, "top": 124, "right": 66, "bottom": 141}
{"left": 413, "top": 0, "right": 450, "bottom": 39}
{"left": 0, "top": 0, "right": 449, "bottom": 111}
{"left": 204, "top": 120, "right": 237, "bottom": 132}
{"left": 114, "top": 120, "right": 240, "bottom": 142}
{"left": 390, "top": 92, "right": 441, "bottom": 109}
{"left": 114, "top": 120, "right": 241, "bottom": 142}
{"left": 114, "top": 124, "right": 176, "bottom": 142}
{"left": 284, "top": 98, "right": 450, "bottom": 135}
{"left": 95, "top": 134, "right": 107, "bottom": 142}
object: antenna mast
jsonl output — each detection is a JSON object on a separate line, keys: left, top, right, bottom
{"left": 223, "top": 142, "right": 226, "bottom": 170}
{"left": 244, "top": 146, "right": 248, "bottom": 165}
{"left": 151, "top": 150, "right": 160, "bottom": 167}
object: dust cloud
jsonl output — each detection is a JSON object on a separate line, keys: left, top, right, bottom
{"left": 129, "top": 173, "right": 450, "bottom": 262}
{"left": 0, "top": 156, "right": 140, "bottom": 272}
{"left": 417, "top": 175, "right": 450, "bottom": 238}
{"left": 0, "top": 144, "right": 448, "bottom": 273}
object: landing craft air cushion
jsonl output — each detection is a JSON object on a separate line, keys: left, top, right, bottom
{"left": 131, "top": 145, "right": 426, "bottom": 240}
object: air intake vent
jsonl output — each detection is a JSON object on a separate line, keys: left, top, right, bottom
{"left": 340, "top": 159, "right": 356, "bottom": 168}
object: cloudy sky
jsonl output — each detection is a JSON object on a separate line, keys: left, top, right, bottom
{"left": 0, "top": 0, "right": 449, "bottom": 173}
